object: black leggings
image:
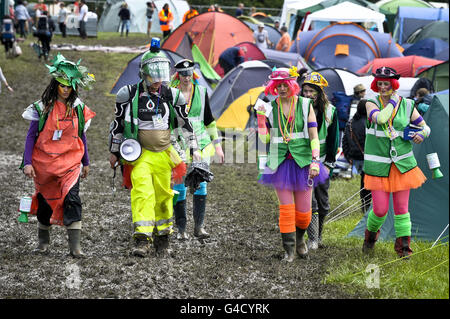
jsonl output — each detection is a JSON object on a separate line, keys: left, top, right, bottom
{"left": 37, "top": 179, "right": 82, "bottom": 227}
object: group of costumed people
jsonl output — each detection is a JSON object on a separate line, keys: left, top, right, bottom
{"left": 21, "top": 38, "right": 430, "bottom": 261}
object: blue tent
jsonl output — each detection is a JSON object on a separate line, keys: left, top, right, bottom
{"left": 290, "top": 23, "right": 403, "bottom": 73}
{"left": 393, "top": 7, "right": 449, "bottom": 45}
{"left": 403, "top": 38, "right": 449, "bottom": 59}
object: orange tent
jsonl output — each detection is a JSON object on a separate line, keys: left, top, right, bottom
{"left": 357, "top": 55, "right": 444, "bottom": 77}
{"left": 162, "top": 12, "right": 254, "bottom": 67}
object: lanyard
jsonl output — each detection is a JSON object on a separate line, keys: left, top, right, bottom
{"left": 277, "top": 96, "right": 296, "bottom": 143}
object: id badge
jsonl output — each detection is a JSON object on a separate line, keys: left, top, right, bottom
{"left": 152, "top": 114, "right": 165, "bottom": 129}
{"left": 52, "top": 129, "right": 63, "bottom": 140}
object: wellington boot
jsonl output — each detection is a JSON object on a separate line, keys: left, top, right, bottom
{"left": 394, "top": 236, "right": 413, "bottom": 260}
{"left": 193, "top": 195, "right": 209, "bottom": 239}
{"left": 132, "top": 236, "right": 150, "bottom": 257}
{"left": 34, "top": 227, "right": 50, "bottom": 254}
{"left": 194, "top": 227, "right": 210, "bottom": 239}
{"left": 362, "top": 229, "right": 380, "bottom": 254}
{"left": 281, "top": 232, "right": 296, "bottom": 262}
{"left": 154, "top": 235, "right": 169, "bottom": 256}
{"left": 307, "top": 212, "right": 319, "bottom": 250}
{"left": 296, "top": 227, "right": 308, "bottom": 258}
{"left": 67, "top": 229, "right": 85, "bottom": 258}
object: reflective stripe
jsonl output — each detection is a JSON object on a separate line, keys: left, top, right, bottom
{"left": 133, "top": 231, "right": 153, "bottom": 238}
{"left": 134, "top": 220, "right": 156, "bottom": 228}
{"left": 301, "top": 98, "right": 310, "bottom": 138}
{"left": 272, "top": 132, "right": 306, "bottom": 143}
{"left": 156, "top": 218, "right": 172, "bottom": 227}
{"left": 366, "top": 128, "right": 404, "bottom": 139}
{"left": 365, "top": 151, "right": 414, "bottom": 163}
{"left": 319, "top": 139, "right": 326, "bottom": 144}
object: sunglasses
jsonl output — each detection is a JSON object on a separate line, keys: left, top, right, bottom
{"left": 375, "top": 67, "right": 396, "bottom": 77}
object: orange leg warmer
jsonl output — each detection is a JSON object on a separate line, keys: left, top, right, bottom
{"left": 279, "top": 203, "right": 296, "bottom": 233}
{"left": 295, "top": 210, "right": 312, "bottom": 230}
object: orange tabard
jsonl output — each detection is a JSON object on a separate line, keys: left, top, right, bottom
{"left": 29, "top": 100, "right": 96, "bottom": 225}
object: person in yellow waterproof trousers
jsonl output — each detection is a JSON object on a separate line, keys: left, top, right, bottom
{"left": 109, "top": 38, "right": 200, "bottom": 257}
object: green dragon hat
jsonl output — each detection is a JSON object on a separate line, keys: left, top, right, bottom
{"left": 46, "top": 53, "right": 95, "bottom": 90}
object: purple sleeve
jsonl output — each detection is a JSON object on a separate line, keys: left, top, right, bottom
{"left": 24, "top": 121, "right": 39, "bottom": 166}
{"left": 81, "top": 132, "right": 89, "bottom": 166}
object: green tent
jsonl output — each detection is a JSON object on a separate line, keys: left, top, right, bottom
{"left": 376, "top": 0, "right": 434, "bottom": 33}
{"left": 191, "top": 44, "right": 221, "bottom": 83}
{"left": 417, "top": 61, "right": 449, "bottom": 93}
{"left": 348, "top": 94, "right": 449, "bottom": 243}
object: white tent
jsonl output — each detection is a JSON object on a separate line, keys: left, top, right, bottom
{"left": 279, "top": 0, "right": 323, "bottom": 28}
{"left": 301, "top": 1, "right": 386, "bottom": 32}
{"left": 98, "top": 0, "right": 189, "bottom": 34}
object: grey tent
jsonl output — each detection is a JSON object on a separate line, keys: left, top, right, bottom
{"left": 348, "top": 95, "right": 449, "bottom": 242}
{"left": 209, "top": 60, "right": 272, "bottom": 119}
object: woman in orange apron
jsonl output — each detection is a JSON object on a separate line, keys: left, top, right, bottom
{"left": 21, "top": 53, "right": 95, "bottom": 258}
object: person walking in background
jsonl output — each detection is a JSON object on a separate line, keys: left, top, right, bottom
{"left": 218, "top": 46, "right": 247, "bottom": 75}
{"left": 353, "top": 84, "right": 366, "bottom": 102}
{"left": 14, "top": 0, "right": 31, "bottom": 38}
{"left": 146, "top": 1, "right": 156, "bottom": 36}
{"left": 235, "top": 3, "right": 244, "bottom": 17}
{"left": 0, "top": 65, "right": 14, "bottom": 93}
{"left": 275, "top": 26, "right": 291, "bottom": 52}
{"left": 118, "top": 2, "right": 131, "bottom": 37}
{"left": 78, "top": 0, "right": 88, "bottom": 39}
{"left": 256, "top": 67, "right": 329, "bottom": 262}
{"left": 342, "top": 99, "right": 371, "bottom": 213}
{"left": 159, "top": 3, "right": 173, "bottom": 38}
{"left": 57, "top": 2, "right": 68, "bottom": 38}
{"left": 254, "top": 22, "right": 271, "bottom": 49}
{"left": 1, "top": 15, "right": 16, "bottom": 58}
{"left": 170, "top": 59, "right": 224, "bottom": 240}
{"left": 35, "top": 10, "right": 55, "bottom": 60}
{"left": 21, "top": 53, "right": 96, "bottom": 258}
{"left": 300, "top": 72, "right": 339, "bottom": 251}
{"left": 362, "top": 66, "right": 429, "bottom": 259}
{"left": 183, "top": 5, "right": 198, "bottom": 23}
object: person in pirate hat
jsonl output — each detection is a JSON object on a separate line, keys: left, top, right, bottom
{"left": 21, "top": 53, "right": 96, "bottom": 258}
{"left": 362, "top": 66, "right": 429, "bottom": 259}
{"left": 256, "top": 67, "right": 329, "bottom": 262}
{"left": 300, "top": 71, "right": 339, "bottom": 251}
{"left": 170, "top": 59, "right": 224, "bottom": 240}
{"left": 109, "top": 38, "right": 201, "bottom": 257}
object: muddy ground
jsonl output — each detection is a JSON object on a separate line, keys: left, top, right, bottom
{"left": 0, "top": 36, "right": 366, "bottom": 307}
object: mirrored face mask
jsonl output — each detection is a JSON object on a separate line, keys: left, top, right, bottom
{"left": 142, "top": 61, "right": 170, "bottom": 84}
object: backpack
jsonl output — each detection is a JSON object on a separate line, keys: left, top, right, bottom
{"left": 37, "top": 16, "right": 49, "bottom": 31}
{"left": 19, "top": 101, "right": 86, "bottom": 169}
{"left": 1, "top": 19, "right": 14, "bottom": 40}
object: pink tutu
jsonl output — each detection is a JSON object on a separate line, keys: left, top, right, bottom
{"left": 259, "top": 158, "right": 329, "bottom": 191}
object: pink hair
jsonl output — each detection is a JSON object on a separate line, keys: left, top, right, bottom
{"left": 264, "top": 79, "right": 300, "bottom": 97}
{"left": 370, "top": 77, "right": 400, "bottom": 93}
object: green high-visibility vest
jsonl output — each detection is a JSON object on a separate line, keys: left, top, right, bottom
{"left": 186, "top": 85, "right": 211, "bottom": 150}
{"left": 363, "top": 96, "right": 417, "bottom": 177}
{"left": 266, "top": 96, "right": 313, "bottom": 170}
{"left": 317, "top": 103, "right": 336, "bottom": 161}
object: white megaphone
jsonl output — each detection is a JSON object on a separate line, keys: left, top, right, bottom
{"left": 119, "top": 138, "right": 142, "bottom": 162}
